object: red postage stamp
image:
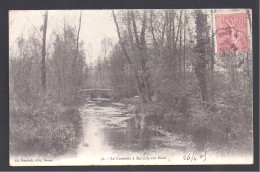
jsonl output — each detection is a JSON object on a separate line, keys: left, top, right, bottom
{"left": 214, "top": 12, "right": 248, "bottom": 54}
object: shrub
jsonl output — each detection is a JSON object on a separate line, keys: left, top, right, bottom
{"left": 188, "top": 91, "right": 253, "bottom": 154}
{"left": 9, "top": 96, "right": 81, "bottom": 157}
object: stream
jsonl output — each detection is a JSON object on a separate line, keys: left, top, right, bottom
{"left": 55, "top": 98, "right": 195, "bottom": 165}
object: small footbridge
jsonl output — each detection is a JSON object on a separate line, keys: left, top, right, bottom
{"left": 78, "top": 88, "right": 112, "bottom": 99}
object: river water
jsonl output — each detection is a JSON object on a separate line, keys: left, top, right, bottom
{"left": 56, "top": 98, "right": 249, "bottom": 165}
{"left": 53, "top": 98, "right": 199, "bottom": 165}
{"left": 80, "top": 99, "right": 168, "bottom": 151}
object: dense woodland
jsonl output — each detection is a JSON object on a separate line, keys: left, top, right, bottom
{"left": 10, "top": 9, "right": 253, "bottom": 156}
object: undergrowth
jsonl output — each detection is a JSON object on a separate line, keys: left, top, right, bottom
{"left": 9, "top": 93, "right": 82, "bottom": 157}
{"left": 129, "top": 90, "right": 253, "bottom": 155}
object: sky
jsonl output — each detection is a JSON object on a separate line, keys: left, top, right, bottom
{"left": 9, "top": 10, "right": 118, "bottom": 64}
{"left": 9, "top": 9, "right": 251, "bottom": 65}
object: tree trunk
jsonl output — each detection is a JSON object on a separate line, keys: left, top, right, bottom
{"left": 195, "top": 62, "right": 208, "bottom": 101}
{"left": 149, "top": 11, "right": 161, "bottom": 58}
{"left": 72, "top": 10, "right": 82, "bottom": 92}
{"left": 41, "top": 11, "right": 48, "bottom": 91}
{"left": 62, "top": 14, "right": 67, "bottom": 103}
{"left": 179, "top": 12, "right": 182, "bottom": 79}
{"left": 131, "top": 11, "right": 151, "bottom": 102}
{"left": 183, "top": 11, "right": 186, "bottom": 80}
{"left": 175, "top": 10, "right": 183, "bottom": 45}
{"left": 210, "top": 9, "right": 215, "bottom": 100}
{"left": 161, "top": 12, "right": 167, "bottom": 46}
{"left": 127, "top": 11, "right": 135, "bottom": 51}
{"left": 72, "top": 10, "right": 82, "bottom": 73}
{"left": 194, "top": 10, "right": 208, "bottom": 102}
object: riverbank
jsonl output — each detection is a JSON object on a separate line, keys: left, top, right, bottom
{"left": 9, "top": 96, "right": 82, "bottom": 158}
{"left": 120, "top": 95, "right": 253, "bottom": 156}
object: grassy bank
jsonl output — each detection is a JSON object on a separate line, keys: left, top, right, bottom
{"left": 124, "top": 92, "right": 253, "bottom": 155}
{"left": 9, "top": 95, "right": 82, "bottom": 157}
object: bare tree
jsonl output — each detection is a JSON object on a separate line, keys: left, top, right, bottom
{"left": 183, "top": 10, "right": 186, "bottom": 80}
{"left": 72, "top": 10, "right": 82, "bottom": 73}
{"left": 41, "top": 10, "right": 48, "bottom": 91}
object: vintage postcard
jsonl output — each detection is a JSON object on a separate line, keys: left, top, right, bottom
{"left": 9, "top": 9, "right": 253, "bottom": 166}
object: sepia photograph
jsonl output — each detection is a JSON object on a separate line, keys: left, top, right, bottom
{"left": 9, "top": 9, "right": 253, "bottom": 166}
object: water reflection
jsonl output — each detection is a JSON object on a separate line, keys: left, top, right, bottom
{"left": 79, "top": 100, "right": 165, "bottom": 153}
{"left": 103, "top": 118, "right": 164, "bottom": 151}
